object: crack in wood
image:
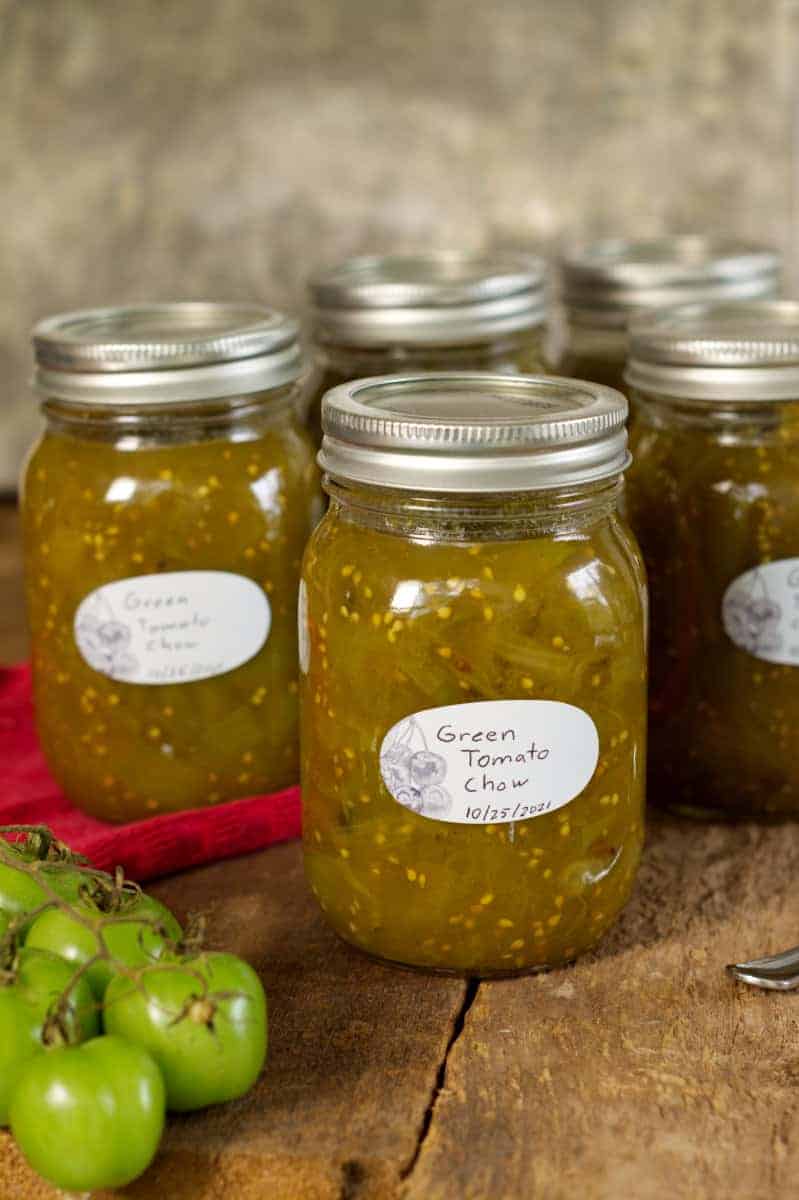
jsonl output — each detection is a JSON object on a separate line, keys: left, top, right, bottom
{"left": 399, "top": 978, "right": 479, "bottom": 1184}
{"left": 339, "top": 1158, "right": 368, "bottom": 1199}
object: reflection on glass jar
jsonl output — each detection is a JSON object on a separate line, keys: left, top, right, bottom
{"left": 23, "top": 303, "right": 321, "bottom": 823}
{"left": 625, "top": 300, "right": 799, "bottom": 818}
{"left": 302, "top": 252, "right": 552, "bottom": 446}
{"left": 558, "top": 236, "right": 780, "bottom": 398}
{"left": 301, "top": 373, "right": 647, "bottom": 977}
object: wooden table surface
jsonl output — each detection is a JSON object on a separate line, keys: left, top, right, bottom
{"left": 2, "top": 500, "right": 799, "bottom": 1199}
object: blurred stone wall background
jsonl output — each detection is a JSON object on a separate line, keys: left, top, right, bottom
{"left": 1, "top": 0, "right": 796, "bottom": 487}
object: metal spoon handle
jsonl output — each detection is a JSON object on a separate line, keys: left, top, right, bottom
{"left": 728, "top": 943, "right": 799, "bottom": 990}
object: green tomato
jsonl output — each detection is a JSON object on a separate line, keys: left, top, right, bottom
{"left": 0, "top": 857, "right": 88, "bottom": 924}
{"left": 25, "top": 893, "right": 181, "bottom": 998}
{"left": 10, "top": 1035, "right": 165, "bottom": 1192}
{"left": 104, "top": 952, "right": 267, "bottom": 1111}
{"left": 0, "top": 947, "right": 99, "bottom": 1124}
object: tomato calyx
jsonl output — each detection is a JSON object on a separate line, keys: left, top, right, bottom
{"left": 79, "top": 865, "right": 142, "bottom": 915}
{"left": 0, "top": 825, "right": 87, "bottom": 867}
{"left": 186, "top": 995, "right": 217, "bottom": 1030}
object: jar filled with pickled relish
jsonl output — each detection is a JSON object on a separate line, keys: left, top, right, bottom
{"left": 303, "top": 252, "right": 551, "bottom": 444}
{"left": 625, "top": 301, "right": 799, "bottom": 818}
{"left": 301, "top": 372, "right": 647, "bottom": 976}
{"left": 559, "top": 236, "right": 779, "bottom": 395}
{"left": 23, "top": 303, "right": 321, "bottom": 822}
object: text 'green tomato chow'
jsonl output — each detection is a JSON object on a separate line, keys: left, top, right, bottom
{"left": 24, "top": 303, "right": 320, "bottom": 822}
{"left": 301, "top": 373, "right": 647, "bottom": 976}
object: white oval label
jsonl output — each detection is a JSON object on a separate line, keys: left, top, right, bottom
{"left": 722, "top": 558, "right": 799, "bottom": 666}
{"left": 297, "top": 578, "right": 310, "bottom": 674}
{"left": 379, "top": 700, "right": 599, "bottom": 824}
{"left": 74, "top": 570, "right": 271, "bottom": 685}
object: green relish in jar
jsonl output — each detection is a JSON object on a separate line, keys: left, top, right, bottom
{"left": 23, "top": 303, "right": 320, "bottom": 822}
{"left": 301, "top": 373, "right": 647, "bottom": 976}
{"left": 302, "top": 252, "right": 551, "bottom": 444}
{"left": 625, "top": 301, "right": 799, "bottom": 818}
{"left": 559, "top": 236, "right": 779, "bottom": 395}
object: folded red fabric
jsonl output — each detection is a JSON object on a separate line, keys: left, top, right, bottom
{"left": 0, "top": 665, "right": 301, "bottom": 880}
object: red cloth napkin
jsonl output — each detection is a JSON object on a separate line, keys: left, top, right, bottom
{"left": 0, "top": 665, "right": 301, "bottom": 880}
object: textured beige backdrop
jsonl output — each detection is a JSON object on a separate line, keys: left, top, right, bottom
{"left": 1, "top": 0, "right": 795, "bottom": 486}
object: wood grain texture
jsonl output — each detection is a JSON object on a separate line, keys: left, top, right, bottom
{"left": 405, "top": 818, "right": 799, "bottom": 1200}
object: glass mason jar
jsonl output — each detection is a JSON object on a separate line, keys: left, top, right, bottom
{"left": 625, "top": 301, "right": 799, "bottom": 818}
{"left": 558, "top": 236, "right": 780, "bottom": 396}
{"left": 23, "top": 303, "right": 321, "bottom": 823}
{"left": 301, "top": 373, "right": 647, "bottom": 977}
{"left": 302, "top": 252, "right": 552, "bottom": 445}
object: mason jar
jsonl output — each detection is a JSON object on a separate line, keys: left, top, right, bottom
{"left": 625, "top": 301, "right": 799, "bottom": 818}
{"left": 23, "top": 303, "right": 321, "bottom": 822}
{"left": 302, "top": 252, "right": 551, "bottom": 444}
{"left": 559, "top": 236, "right": 780, "bottom": 395}
{"left": 300, "top": 372, "right": 647, "bottom": 976}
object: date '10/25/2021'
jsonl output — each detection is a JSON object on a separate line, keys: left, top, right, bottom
{"left": 379, "top": 700, "right": 600, "bottom": 826}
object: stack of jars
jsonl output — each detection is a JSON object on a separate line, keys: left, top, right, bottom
{"left": 21, "top": 238, "right": 794, "bottom": 979}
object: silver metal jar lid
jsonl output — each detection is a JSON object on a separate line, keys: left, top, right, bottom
{"left": 32, "top": 302, "right": 304, "bottom": 405}
{"left": 560, "top": 236, "right": 780, "bottom": 329}
{"left": 319, "top": 373, "right": 629, "bottom": 493}
{"left": 626, "top": 301, "right": 799, "bottom": 403}
{"left": 308, "top": 252, "right": 549, "bottom": 347}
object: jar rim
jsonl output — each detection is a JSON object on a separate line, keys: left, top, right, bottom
{"left": 319, "top": 372, "right": 629, "bottom": 493}
{"left": 626, "top": 300, "right": 799, "bottom": 402}
{"left": 308, "top": 251, "right": 549, "bottom": 346}
{"left": 561, "top": 236, "right": 780, "bottom": 328}
{"left": 32, "top": 302, "right": 304, "bottom": 405}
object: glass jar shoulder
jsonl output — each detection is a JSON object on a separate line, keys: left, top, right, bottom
{"left": 628, "top": 404, "right": 799, "bottom": 523}
{"left": 311, "top": 329, "right": 548, "bottom": 376}
{"left": 25, "top": 415, "right": 317, "bottom": 530}
{"left": 558, "top": 321, "right": 628, "bottom": 393}
{"left": 24, "top": 421, "right": 320, "bottom": 650}
{"left": 304, "top": 502, "right": 646, "bottom": 694}
{"left": 558, "top": 351, "right": 627, "bottom": 393}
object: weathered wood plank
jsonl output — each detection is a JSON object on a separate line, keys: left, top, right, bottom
{"left": 403, "top": 817, "right": 799, "bottom": 1200}
{"left": 1, "top": 842, "right": 466, "bottom": 1199}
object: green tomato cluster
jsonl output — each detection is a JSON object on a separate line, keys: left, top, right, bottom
{"left": 0, "top": 829, "right": 268, "bottom": 1194}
